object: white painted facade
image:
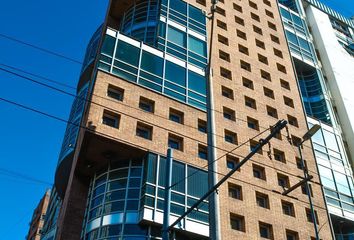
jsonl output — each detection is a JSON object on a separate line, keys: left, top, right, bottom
{"left": 306, "top": 6, "right": 354, "bottom": 167}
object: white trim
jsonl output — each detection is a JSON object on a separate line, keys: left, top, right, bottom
{"left": 106, "top": 28, "right": 117, "bottom": 37}
{"left": 166, "top": 54, "right": 186, "bottom": 67}
{"left": 188, "top": 64, "right": 205, "bottom": 76}
{"left": 167, "top": 20, "right": 187, "bottom": 32}
{"left": 118, "top": 34, "right": 141, "bottom": 47}
{"left": 142, "top": 44, "right": 164, "bottom": 57}
{"left": 187, "top": 29, "right": 206, "bottom": 41}
{"left": 160, "top": 16, "right": 166, "bottom": 22}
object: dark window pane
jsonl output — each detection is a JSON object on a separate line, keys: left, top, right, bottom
{"left": 188, "top": 70, "right": 206, "bottom": 95}
{"left": 102, "top": 35, "right": 116, "bottom": 56}
{"left": 189, "top": 36, "right": 206, "bottom": 56}
{"left": 141, "top": 51, "right": 163, "bottom": 76}
{"left": 168, "top": 26, "right": 186, "bottom": 47}
{"left": 165, "top": 61, "right": 186, "bottom": 86}
{"left": 115, "top": 41, "right": 140, "bottom": 66}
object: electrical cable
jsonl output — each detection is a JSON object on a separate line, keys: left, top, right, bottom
{"left": 0, "top": 66, "right": 320, "bottom": 179}
{"left": 0, "top": 96, "right": 327, "bottom": 210}
{"left": 0, "top": 63, "right": 315, "bottom": 152}
{"left": 0, "top": 33, "right": 83, "bottom": 65}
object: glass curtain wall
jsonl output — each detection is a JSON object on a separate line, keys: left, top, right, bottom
{"left": 98, "top": 0, "right": 208, "bottom": 110}
{"left": 309, "top": 121, "right": 354, "bottom": 216}
{"left": 120, "top": 0, "right": 160, "bottom": 46}
{"left": 82, "top": 154, "right": 209, "bottom": 240}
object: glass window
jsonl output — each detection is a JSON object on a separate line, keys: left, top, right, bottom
{"left": 165, "top": 61, "right": 186, "bottom": 86}
{"left": 188, "top": 70, "right": 206, "bottom": 95}
{"left": 170, "top": 0, "right": 187, "bottom": 15}
{"left": 309, "top": 124, "right": 325, "bottom": 145}
{"left": 189, "top": 4, "right": 205, "bottom": 24}
{"left": 188, "top": 36, "right": 206, "bottom": 56}
{"left": 298, "top": 37, "right": 311, "bottom": 52}
{"left": 167, "top": 26, "right": 186, "bottom": 47}
{"left": 172, "top": 161, "right": 185, "bottom": 193}
{"left": 101, "top": 35, "right": 116, "bottom": 56}
{"left": 285, "top": 30, "right": 298, "bottom": 45}
{"left": 188, "top": 166, "right": 208, "bottom": 198}
{"left": 333, "top": 171, "right": 351, "bottom": 195}
{"left": 318, "top": 165, "right": 336, "bottom": 189}
{"left": 115, "top": 41, "right": 140, "bottom": 66}
{"left": 141, "top": 51, "right": 163, "bottom": 76}
{"left": 123, "top": 224, "right": 148, "bottom": 235}
{"left": 323, "top": 130, "right": 339, "bottom": 152}
{"left": 100, "top": 224, "right": 122, "bottom": 237}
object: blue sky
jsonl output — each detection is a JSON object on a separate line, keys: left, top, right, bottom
{"left": 0, "top": 0, "right": 353, "bottom": 239}
{"left": 0, "top": 0, "right": 108, "bottom": 239}
{"left": 320, "top": 0, "right": 354, "bottom": 17}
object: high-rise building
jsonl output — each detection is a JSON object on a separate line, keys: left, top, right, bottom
{"left": 39, "top": 0, "right": 354, "bottom": 239}
{"left": 278, "top": 0, "right": 354, "bottom": 238}
{"left": 26, "top": 189, "right": 50, "bottom": 240}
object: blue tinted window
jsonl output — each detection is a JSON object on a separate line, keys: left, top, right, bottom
{"left": 165, "top": 61, "right": 186, "bottom": 86}
{"left": 299, "top": 38, "right": 311, "bottom": 52}
{"left": 286, "top": 31, "right": 298, "bottom": 45}
{"left": 141, "top": 51, "right": 163, "bottom": 76}
{"left": 188, "top": 71, "right": 206, "bottom": 95}
{"left": 188, "top": 36, "right": 206, "bottom": 56}
{"left": 187, "top": 166, "right": 207, "bottom": 198}
{"left": 323, "top": 130, "right": 339, "bottom": 152}
{"left": 280, "top": 8, "right": 291, "bottom": 20}
{"left": 102, "top": 35, "right": 116, "bottom": 56}
{"left": 158, "top": 21, "right": 166, "bottom": 38}
{"left": 189, "top": 5, "right": 205, "bottom": 24}
{"left": 168, "top": 26, "right": 186, "bottom": 47}
{"left": 115, "top": 41, "right": 140, "bottom": 66}
{"left": 170, "top": 0, "right": 187, "bottom": 14}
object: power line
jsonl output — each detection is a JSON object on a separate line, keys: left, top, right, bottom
{"left": 0, "top": 33, "right": 83, "bottom": 65}
{"left": 0, "top": 65, "right": 320, "bottom": 178}
{"left": 169, "top": 127, "right": 269, "bottom": 189}
{"left": 0, "top": 64, "right": 313, "bottom": 151}
{"left": 0, "top": 167, "right": 53, "bottom": 186}
{"left": 0, "top": 94, "right": 320, "bottom": 189}
{"left": 0, "top": 95, "right": 327, "bottom": 211}
{"left": 0, "top": 63, "right": 77, "bottom": 91}
{"left": 0, "top": 31, "right": 310, "bottom": 144}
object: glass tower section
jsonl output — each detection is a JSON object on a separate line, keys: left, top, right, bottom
{"left": 279, "top": 0, "right": 354, "bottom": 235}
{"left": 82, "top": 154, "right": 209, "bottom": 240}
{"left": 98, "top": 0, "right": 207, "bottom": 110}
{"left": 279, "top": 2, "right": 332, "bottom": 124}
{"left": 120, "top": 0, "right": 160, "bottom": 46}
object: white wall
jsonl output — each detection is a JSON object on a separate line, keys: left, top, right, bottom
{"left": 306, "top": 6, "right": 354, "bottom": 166}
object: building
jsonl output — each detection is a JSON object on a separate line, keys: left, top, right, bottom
{"left": 278, "top": 0, "right": 354, "bottom": 238}
{"left": 26, "top": 189, "right": 50, "bottom": 240}
{"left": 40, "top": 188, "right": 61, "bottom": 240}
{"left": 39, "top": 0, "right": 354, "bottom": 239}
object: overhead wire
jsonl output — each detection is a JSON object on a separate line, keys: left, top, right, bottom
{"left": 0, "top": 64, "right": 322, "bottom": 182}
{"left": 0, "top": 32, "right": 312, "bottom": 145}
{"left": 0, "top": 62, "right": 314, "bottom": 150}
{"left": 0, "top": 31, "right": 324, "bottom": 198}
{"left": 0, "top": 167, "right": 52, "bottom": 186}
{"left": 0, "top": 95, "right": 324, "bottom": 207}
{"left": 0, "top": 65, "right": 320, "bottom": 178}
{"left": 0, "top": 33, "right": 83, "bottom": 65}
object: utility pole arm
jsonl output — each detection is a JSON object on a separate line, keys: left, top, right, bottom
{"left": 168, "top": 120, "right": 288, "bottom": 231}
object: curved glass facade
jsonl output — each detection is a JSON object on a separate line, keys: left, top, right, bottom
{"left": 83, "top": 159, "right": 146, "bottom": 239}
{"left": 58, "top": 83, "right": 89, "bottom": 164}
{"left": 296, "top": 67, "right": 331, "bottom": 124}
{"left": 82, "top": 154, "right": 209, "bottom": 239}
{"left": 120, "top": 0, "right": 159, "bottom": 46}
{"left": 99, "top": 0, "right": 207, "bottom": 110}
